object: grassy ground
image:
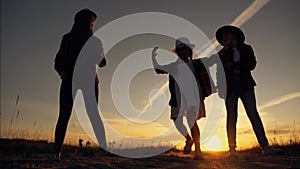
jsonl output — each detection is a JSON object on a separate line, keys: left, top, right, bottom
{"left": 1, "top": 138, "right": 300, "bottom": 169}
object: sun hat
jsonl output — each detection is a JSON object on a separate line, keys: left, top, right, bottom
{"left": 172, "top": 37, "right": 195, "bottom": 53}
{"left": 216, "top": 25, "right": 245, "bottom": 46}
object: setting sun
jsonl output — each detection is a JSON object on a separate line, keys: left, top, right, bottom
{"left": 203, "top": 136, "right": 223, "bottom": 151}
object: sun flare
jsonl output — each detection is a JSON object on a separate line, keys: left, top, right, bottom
{"left": 203, "top": 136, "right": 222, "bottom": 151}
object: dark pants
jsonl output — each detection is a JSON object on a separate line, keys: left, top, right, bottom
{"left": 226, "top": 74, "right": 268, "bottom": 149}
{"left": 54, "top": 79, "right": 98, "bottom": 154}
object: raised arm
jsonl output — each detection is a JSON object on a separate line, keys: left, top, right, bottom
{"left": 151, "top": 47, "right": 168, "bottom": 74}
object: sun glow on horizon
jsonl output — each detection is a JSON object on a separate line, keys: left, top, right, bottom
{"left": 203, "top": 136, "right": 225, "bottom": 151}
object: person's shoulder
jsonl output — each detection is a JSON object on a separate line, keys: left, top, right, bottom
{"left": 217, "top": 47, "right": 228, "bottom": 56}
{"left": 240, "top": 43, "right": 254, "bottom": 52}
{"left": 63, "top": 32, "right": 71, "bottom": 38}
{"left": 240, "top": 43, "right": 252, "bottom": 48}
{"left": 62, "top": 33, "right": 72, "bottom": 41}
{"left": 192, "top": 58, "right": 204, "bottom": 64}
{"left": 84, "top": 35, "right": 101, "bottom": 46}
{"left": 89, "top": 35, "right": 102, "bottom": 42}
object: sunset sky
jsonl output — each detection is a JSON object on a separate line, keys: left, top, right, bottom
{"left": 1, "top": 0, "right": 300, "bottom": 152}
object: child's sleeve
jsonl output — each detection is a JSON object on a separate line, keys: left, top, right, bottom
{"left": 152, "top": 54, "right": 172, "bottom": 74}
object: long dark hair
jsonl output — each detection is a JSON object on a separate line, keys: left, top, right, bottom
{"left": 70, "top": 9, "right": 97, "bottom": 41}
{"left": 62, "top": 9, "right": 97, "bottom": 76}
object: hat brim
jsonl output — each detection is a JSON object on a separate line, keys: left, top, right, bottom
{"left": 216, "top": 25, "right": 245, "bottom": 46}
{"left": 172, "top": 44, "right": 195, "bottom": 53}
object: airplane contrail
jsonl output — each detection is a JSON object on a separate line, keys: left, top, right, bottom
{"left": 197, "top": 0, "right": 270, "bottom": 57}
{"left": 231, "top": 0, "right": 270, "bottom": 26}
{"left": 141, "top": 0, "right": 270, "bottom": 113}
{"left": 140, "top": 82, "right": 169, "bottom": 113}
{"left": 259, "top": 92, "right": 300, "bottom": 110}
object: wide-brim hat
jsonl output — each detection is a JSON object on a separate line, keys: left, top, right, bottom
{"left": 172, "top": 37, "right": 195, "bottom": 53}
{"left": 216, "top": 25, "right": 245, "bottom": 46}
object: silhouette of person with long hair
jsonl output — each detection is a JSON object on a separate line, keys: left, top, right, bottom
{"left": 54, "top": 9, "right": 106, "bottom": 158}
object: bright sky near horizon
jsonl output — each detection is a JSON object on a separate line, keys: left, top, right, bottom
{"left": 1, "top": 0, "right": 300, "bottom": 151}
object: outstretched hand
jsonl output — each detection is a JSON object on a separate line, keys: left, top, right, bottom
{"left": 152, "top": 47, "right": 158, "bottom": 58}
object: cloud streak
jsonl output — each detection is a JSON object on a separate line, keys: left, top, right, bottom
{"left": 259, "top": 92, "right": 300, "bottom": 110}
{"left": 231, "top": 0, "right": 270, "bottom": 26}
{"left": 140, "top": 82, "right": 169, "bottom": 113}
{"left": 197, "top": 0, "right": 270, "bottom": 57}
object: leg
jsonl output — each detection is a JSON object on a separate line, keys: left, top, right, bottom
{"left": 186, "top": 107, "right": 203, "bottom": 160}
{"left": 172, "top": 116, "right": 192, "bottom": 141}
{"left": 82, "top": 87, "right": 107, "bottom": 149}
{"left": 191, "top": 122, "right": 203, "bottom": 160}
{"left": 196, "top": 99, "right": 206, "bottom": 119}
{"left": 190, "top": 123, "right": 200, "bottom": 152}
{"left": 95, "top": 81, "right": 99, "bottom": 103}
{"left": 55, "top": 80, "right": 73, "bottom": 156}
{"left": 186, "top": 107, "right": 200, "bottom": 152}
{"left": 225, "top": 93, "right": 239, "bottom": 150}
{"left": 240, "top": 88, "right": 268, "bottom": 147}
{"left": 172, "top": 107, "right": 192, "bottom": 154}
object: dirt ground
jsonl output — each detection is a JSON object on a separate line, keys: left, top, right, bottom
{"left": 1, "top": 151, "right": 300, "bottom": 169}
{"left": 1, "top": 139, "right": 299, "bottom": 169}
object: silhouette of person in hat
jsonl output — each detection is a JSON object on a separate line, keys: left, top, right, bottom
{"left": 206, "top": 25, "right": 273, "bottom": 158}
{"left": 54, "top": 9, "right": 106, "bottom": 158}
{"left": 152, "top": 37, "right": 214, "bottom": 160}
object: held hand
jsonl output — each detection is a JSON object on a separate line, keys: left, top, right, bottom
{"left": 152, "top": 47, "right": 158, "bottom": 58}
{"left": 217, "top": 89, "right": 225, "bottom": 99}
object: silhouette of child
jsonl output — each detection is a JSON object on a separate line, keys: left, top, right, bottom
{"left": 152, "top": 37, "right": 213, "bottom": 160}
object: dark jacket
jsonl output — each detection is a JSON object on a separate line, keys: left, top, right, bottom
{"left": 155, "top": 59, "right": 215, "bottom": 107}
{"left": 54, "top": 33, "right": 106, "bottom": 80}
{"left": 217, "top": 43, "right": 257, "bottom": 92}
{"left": 55, "top": 33, "right": 87, "bottom": 78}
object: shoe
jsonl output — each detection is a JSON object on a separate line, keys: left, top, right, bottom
{"left": 183, "top": 140, "right": 193, "bottom": 154}
{"left": 226, "top": 149, "right": 237, "bottom": 159}
{"left": 55, "top": 152, "right": 62, "bottom": 159}
{"left": 261, "top": 146, "right": 282, "bottom": 155}
{"left": 193, "top": 151, "right": 204, "bottom": 160}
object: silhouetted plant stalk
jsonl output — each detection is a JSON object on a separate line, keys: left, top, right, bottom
{"left": 8, "top": 95, "right": 20, "bottom": 137}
